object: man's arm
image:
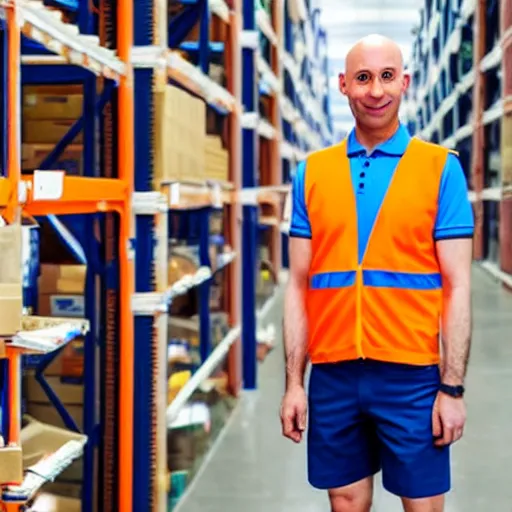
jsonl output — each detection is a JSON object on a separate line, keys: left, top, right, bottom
{"left": 283, "top": 237, "right": 311, "bottom": 390}
{"left": 432, "top": 152, "right": 474, "bottom": 446}
{"left": 434, "top": 152, "right": 475, "bottom": 385}
{"left": 436, "top": 238, "right": 473, "bottom": 385}
{"left": 280, "top": 161, "right": 312, "bottom": 443}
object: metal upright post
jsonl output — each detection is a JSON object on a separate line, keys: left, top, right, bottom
{"left": 132, "top": 0, "right": 168, "bottom": 510}
{"left": 470, "top": 0, "right": 487, "bottom": 261}
{"left": 130, "top": 0, "right": 172, "bottom": 509}
{"left": 500, "top": 0, "right": 512, "bottom": 276}
{"left": 117, "top": 0, "right": 136, "bottom": 509}
{"left": 82, "top": 72, "right": 99, "bottom": 512}
{"left": 241, "top": 0, "right": 259, "bottom": 389}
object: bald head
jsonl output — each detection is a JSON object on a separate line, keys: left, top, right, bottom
{"left": 345, "top": 34, "right": 404, "bottom": 75}
{"left": 338, "top": 34, "right": 410, "bottom": 133}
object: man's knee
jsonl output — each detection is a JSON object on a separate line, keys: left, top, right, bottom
{"left": 328, "top": 477, "right": 373, "bottom": 512}
{"left": 330, "top": 494, "right": 372, "bottom": 512}
{"left": 402, "top": 494, "right": 444, "bottom": 512}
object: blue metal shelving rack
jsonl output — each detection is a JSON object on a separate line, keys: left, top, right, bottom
{"left": 0, "top": 0, "right": 333, "bottom": 510}
{"left": 403, "top": 0, "right": 511, "bottom": 285}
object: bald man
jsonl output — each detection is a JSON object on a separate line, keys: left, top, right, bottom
{"left": 280, "top": 35, "right": 474, "bottom": 512}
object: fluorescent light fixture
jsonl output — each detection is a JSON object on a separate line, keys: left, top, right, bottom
{"left": 327, "top": 42, "right": 411, "bottom": 60}
{"left": 320, "top": 8, "right": 421, "bottom": 26}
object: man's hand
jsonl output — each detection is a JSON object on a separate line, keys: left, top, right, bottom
{"left": 432, "top": 391, "right": 466, "bottom": 446}
{"left": 280, "top": 385, "right": 308, "bottom": 443}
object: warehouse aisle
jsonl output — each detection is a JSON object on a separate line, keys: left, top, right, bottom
{"left": 177, "top": 266, "right": 512, "bottom": 512}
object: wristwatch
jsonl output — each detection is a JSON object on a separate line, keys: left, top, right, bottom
{"left": 439, "top": 383, "right": 465, "bottom": 398}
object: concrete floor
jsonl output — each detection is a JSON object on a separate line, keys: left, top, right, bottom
{"left": 177, "top": 265, "right": 512, "bottom": 511}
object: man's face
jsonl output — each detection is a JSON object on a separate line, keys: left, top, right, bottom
{"left": 338, "top": 43, "right": 410, "bottom": 130}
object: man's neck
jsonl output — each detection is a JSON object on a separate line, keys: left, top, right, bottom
{"left": 355, "top": 119, "right": 400, "bottom": 152}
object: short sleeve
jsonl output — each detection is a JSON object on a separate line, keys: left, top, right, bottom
{"left": 434, "top": 153, "right": 475, "bottom": 241}
{"left": 289, "top": 160, "right": 312, "bottom": 239}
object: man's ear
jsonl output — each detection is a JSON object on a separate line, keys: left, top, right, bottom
{"left": 339, "top": 73, "right": 348, "bottom": 95}
{"left": 402, "top": 73, "right": 411, "bottom": 92}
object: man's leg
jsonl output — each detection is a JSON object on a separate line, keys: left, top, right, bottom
{"left": 366, "top": 362, "right": 450, "bottom": 511}
{"left": 329, "top": 476, "right": 374, "bottom": 512}
{"left": 307, "top": 362, "right": 381, "bottom": 512}
{"left": 402, "top": 494, "right": 444, "bottom": 512}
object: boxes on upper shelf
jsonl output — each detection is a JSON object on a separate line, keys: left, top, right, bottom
{"left": 204, "top": 136, "right": 229, "bottom": 182}
{"left": 21, "top": 85, "right": 84, "bottom": 175}
{"left": 23, "top": 87, "right": 83, "bottom": 120}
{"left": 155, "top": 85, "right": 206, "bottom": 185}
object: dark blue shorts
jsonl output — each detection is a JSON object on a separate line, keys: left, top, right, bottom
{"left": 307, "top": 359, "right": 450, "bottom": 499}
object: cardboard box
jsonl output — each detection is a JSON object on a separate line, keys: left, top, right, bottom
{"left": 24, "top": 120, "right": 83, "bottom": 144}
{"left": 154, "top": 85, "right": 206, "bottom": 185}
{"left": 22, "top": 143, "right": 83, "bottom": 175}
{"left": 23, "top": 93, "right": 83, "bottom": 121}
{"left": 0, "top": 446, "right": 23, "bottom": 484}
{"left": 38, "top": 264, "right": 86, "bottom": 318}
{"left": 205, "top": 135, "right": 229, "bottom": 181}
{"left": 30, "top": 493, "right": 81, "bottom": 512}
{"left": 24, "top": 373, "right": 84, "bottom": 405}
{"left": 502, "top": 113, "right": 512, "bottom": 187}
{"left": 25, "top": 402, "right": 84, "bottom": 431}
{"left": 21, "top": 416, "right": 86, "bottom": 484}
{"left": 0, "top": 225, "right": 23, "bottom": 335}
{"left": 44, "top": 340, "right": 84, "bottom": 378}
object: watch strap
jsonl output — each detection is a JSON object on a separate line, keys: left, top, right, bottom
{"left": 439, "top": 383, "right": 465, "bottom": 398}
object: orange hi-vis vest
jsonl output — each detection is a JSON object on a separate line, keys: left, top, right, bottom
{"left": 305, "top": 137, "right": 452, "bottom": 366}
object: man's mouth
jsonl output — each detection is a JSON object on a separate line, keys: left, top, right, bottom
{"left": 363, "top": 101, "right": 392, "bottom": 114}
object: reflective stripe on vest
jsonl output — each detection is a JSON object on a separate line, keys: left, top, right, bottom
{"left": 304, "top": 137, "right": 451, "bottom": 365}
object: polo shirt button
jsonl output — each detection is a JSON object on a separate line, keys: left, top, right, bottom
{"left": 363, "top": 161, "right": 370, "bottom": 168}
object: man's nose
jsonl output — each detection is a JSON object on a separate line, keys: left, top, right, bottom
{"left": 370, "top": 79, "right": 384, "bottom": 98}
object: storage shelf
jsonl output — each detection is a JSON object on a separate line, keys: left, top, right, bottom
{"left": 405, "top": 0, "right": 511, "bottom": 275}
{"left": 167, "top": 51, "right": 238, "bottom": 112}
{"left": 209, "top": 0, "right": 230, "bottom": 23}
{"left": 1, "top": 0, "right": 126, "bottom": 79}
{"left": 162, "top": 180, "right": 234, "bottom": 209}
{"left": 0, "top": 0, "right": 332, "bottom": 509}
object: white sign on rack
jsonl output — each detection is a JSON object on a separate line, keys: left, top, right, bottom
{"left": 33, "top": 170, "right": 64, "bottom": 201}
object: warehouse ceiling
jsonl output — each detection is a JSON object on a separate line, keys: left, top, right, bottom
{"left": 319, "top": 0, "right": 424, "bottom": 138}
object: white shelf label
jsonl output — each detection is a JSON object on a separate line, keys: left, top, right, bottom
{"left": 33, "top": 170, "right": 64, "bottom": 201}
{"left": 169, "top": 183, "right": 180, "bottom": 206}
{"left": 212, "top": 184, "right": 222, "bottom": 208}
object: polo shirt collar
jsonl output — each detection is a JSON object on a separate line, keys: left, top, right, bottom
{"left": 346, "top": 124, "right": 411, "bottom": 157}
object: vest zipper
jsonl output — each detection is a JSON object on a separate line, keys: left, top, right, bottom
{"left": 355, "top": 264, "right": 364, "bottom": 358}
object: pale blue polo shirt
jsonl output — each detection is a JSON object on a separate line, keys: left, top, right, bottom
{"left": 290, "top": 124, "right": 475, "bottom": 265}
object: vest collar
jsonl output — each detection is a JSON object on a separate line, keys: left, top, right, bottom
{"left": 346, "top": 124, "right": 411, "bottom": 157}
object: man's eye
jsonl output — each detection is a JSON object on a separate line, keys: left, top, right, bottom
{"left": 357, "top": 73, "right": 369, "bottom": 82}
{"left": 382, "top": 71, "right": 393, "bottom": 80}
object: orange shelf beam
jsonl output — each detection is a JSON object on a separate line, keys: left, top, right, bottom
{"left": 0, "top": 176, "right": 128, "bottom": 216}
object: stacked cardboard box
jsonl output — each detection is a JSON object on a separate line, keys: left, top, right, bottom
{"left": 0, "top": 225, "right": 23, "bottom": 336}
{"left": 155, "top": 85, "right": 206, "bottom": 185}
{"left": 22, "top": 85, "right": 83, "bottom": 175}
{"left": 21, "top": 417, "right": 86, "bottom": 501}
{"left": 502, "top": 113, "right": 512, "bottom": 187}
{"left": 23, "top": 263, "right": 86, "bottom": 499}
{"left": 204, "top": 136, "right": 229, "bottom": 182}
